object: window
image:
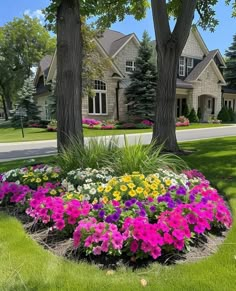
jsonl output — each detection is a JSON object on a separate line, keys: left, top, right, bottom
{"left": 179, "top": 56, "right": 186, "bottom": 76}
{"left": 88, "top": 80, "right": 107, "bottom": 115}
{"left": 126, "top": 60, "right": 136, "bottom": 73}
{"left": 225, "top": 99, "right": 233, "bottom": 110}
{"left": 187, "top": 58, "right": 194, "bottom": 75}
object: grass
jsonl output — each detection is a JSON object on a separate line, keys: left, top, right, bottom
{"left": 0, "top": 137, "right": 236, "bottom": 290}
{"left": 0, "top": 123, "right": 230, "bottom": 143}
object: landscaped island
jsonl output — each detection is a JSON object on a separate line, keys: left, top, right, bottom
{"left": 0, "top": 145, "right": 232, "bottom": 263}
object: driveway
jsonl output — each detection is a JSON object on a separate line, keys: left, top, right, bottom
{"left": 0, "top": 125, "right": 236, "bottom": 161}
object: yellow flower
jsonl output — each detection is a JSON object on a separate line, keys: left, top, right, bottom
{"left": 150, "top": 183, "right": 158, "bottom": 190}
{"left": 103, "top": 196, "right": 109, "bottom": 204}
{"left": 30, "top": 178, "right": 35, "bottom": 182}
{"left": 97, "top": 186, "right": 104, "bottom": 193}
{"left": 128, "top": 183, "right": 135, "bottom": 189}
{"left": 105, "top": 186, "right": 112, "bottom": 193}
{"left": 52, "top": 173, "right": 59, "bottom": 178}
{"left": 143, "top": 190, "right": 149, "bottom": 197}
{"left": 161, "top": 189, "right": 166, "bottom": 194}
{"left": 23, "top": 174, "right": 28, "bottom": 178}
{"left": 92, "top": 198, "right": 98, "bottom": 204}
{"left": 113, "top": 191, "right": 121, "bottom": 197}
{"left": 50, "top": 189, "right": 57, "bottom": 196}
{"left": 28, "top": 172, "right": 34, "bottom": 177}
{"left": 136, "top": 187, "right": 144, "bottom": 194}
{"left": 43, "top": 175, "right": 48, "bottom": 181}
{"left": 79, "top": 194, "right": 84, "bottom": 200}
{"left": 155, "top": 178, "right": 161, "bottom": 185}
{"left": 120, "top": 185, "right": 128, "bottom": 192}
{"left": 36, "top": 178, "right": 42, "bottom": 183}
{"left": 165, "top": 179, "right": 171, "bottom": 186}
{"left": 139, "top": 174, "right": 145, "bottom": 180}
{"left": 121, "top": 176, "right": 132, "bottom": 183}
{"left": 129, "top": 189, "right": 136, "bottom": 197}
{"left": 114, "top": 195, "right": 121, "bottom": 201}
{"left": 66, "top": 193, "right": 73, "bottom": 200}
{"left": 152, "top": 191, "right": 159, "bottom": 197}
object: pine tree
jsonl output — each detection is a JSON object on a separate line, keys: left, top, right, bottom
{"left": 125, "top": 31, "right": 157, "bottom": 120}
{"left": 12, "top": 78, "right": 41, "bottom": 127}
{"left": 217, "top": 106, "right": 230, "bottom": 123}
{"left": 224, "top": 34, "right": 236, "bottom": 89}
{"left": 188, "top": 108, "right": 199, "bottom": 123}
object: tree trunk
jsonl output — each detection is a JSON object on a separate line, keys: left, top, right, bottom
{"left": 56, "top": 0, "right": 84, "bottom": 151}
{"left": 151, "top": 0, "right": 197, "bottom": 152}
{"left": 1, "top": 95, "right": 8, "bottom": 121}
{"left": 153, "top": 49, "right": 179, "bottom": 152}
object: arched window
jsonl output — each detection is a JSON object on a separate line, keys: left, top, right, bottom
{"left": 88, "top": 80, "right": 107, "bottom": 115}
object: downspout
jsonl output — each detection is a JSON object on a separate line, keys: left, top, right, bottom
{"left": 116, "top": 81, "right": 120, "bottom": 121}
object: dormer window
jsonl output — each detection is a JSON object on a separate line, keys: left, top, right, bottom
{"left": 187, "top": 58, "right": 194, "bottom": 74}
{"left": 126, "top": 60, "right": 136, "bottom": 73}
{"left": 179, "top": 56, "right": 186, "bottom": 77}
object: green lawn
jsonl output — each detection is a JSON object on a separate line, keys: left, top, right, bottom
{"left": 0, "top": 137, "right": 236, "bottom": 290}
{"left": 0, "top": 123, "right": 230, "bottom": 143}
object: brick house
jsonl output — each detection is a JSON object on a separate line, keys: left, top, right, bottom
{"left": 34, "top": 27, "right": 234, "bottom": 122}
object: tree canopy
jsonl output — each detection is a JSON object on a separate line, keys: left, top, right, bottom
{"left": 0, "top": 15, "right": 56, "bottom": 119}
{"left": 224, "top": 33, "right": 236, "bottom": 89}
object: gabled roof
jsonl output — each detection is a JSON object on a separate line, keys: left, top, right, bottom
{"left": 96, "top": 29, "right": 140, "bottom": 58}
{"left": 185, "top": 50, "right": 226, "bottom": 84}
{"left": 97, "top": 29, "right": 125, "bottom": 55}
{"left": 34, "top": 55, "right": 52, "bottom": 86}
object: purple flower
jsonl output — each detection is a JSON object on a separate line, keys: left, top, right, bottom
{"left": 150, "top": 206, "right": 156, "bottom": 212}
{"left": 105, "top": 215, "right": 113, "bottom": 223}
{"left": 167, "top": 200, "right": 175, "bottom": 208}
{"left": 98, "top": 210, "right": 105, "bottom": 219}
{"left": 176, "top": 186, "right": 187, "bottom": 196}
{"left": 139, "top": 209, "right": 147, "bottom": 217}
{"left": 93, "top": 203, "right": 103, "bottom": 210}
{"left": 189, "top": 194, "right": 195, "bottom": 203}
{"left": 125, "top": 200, "right": 132, "bottom": 208}
{"left": 112, "top": 212, "right": 120, "bottom": 222}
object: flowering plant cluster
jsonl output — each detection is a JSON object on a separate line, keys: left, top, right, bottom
{"left": 176, "top": 116, "right": 190, "bottom": 127}
{"left": 0, "top": 166, "right": 232, "bottom": 261}
{"left": 1, "top": 165, "right": 61, "bottom": 190}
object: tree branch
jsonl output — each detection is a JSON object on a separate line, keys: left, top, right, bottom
{"left": 151, "top": 0, "right": 171, "bottom": 53}
{"left": 172, "top": 0, "right": 197, "bottom": 55}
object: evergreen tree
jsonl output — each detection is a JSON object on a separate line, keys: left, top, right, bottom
{"left": 217, "top": 106, "right": 230, "bottom": 123}
{"left": 12, "top": 78, "right": 41, "bottom": 127}
{"left": 188, "top": 108, "right": 199, "bottom": 123}
{"left": 125, "top": 31, "right": 157, "bottom": 120}
{"left": 182, "top": 103, "right": 190, "bottom": 118}
{"left": 224, "top": 34, "right": 236, "bottom": 89}
{"left": 197, "top": 107, "right": 202, "bottom": 121}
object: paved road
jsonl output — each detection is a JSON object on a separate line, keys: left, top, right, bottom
{"left": 0, "top": 125, "right": 236, "bottom": 161}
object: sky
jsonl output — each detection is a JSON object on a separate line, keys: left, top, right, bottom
{"left": 0, "top": 0, "right": 235, "bottom": 56}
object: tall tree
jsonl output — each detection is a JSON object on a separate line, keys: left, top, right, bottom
{"left": 224, "top": 33, "right": 236, "bottom": 89}
{"left": 151, "top": 0, "right": 235, "bottom": 151}
{"left": 12, "top": 78, "right": 41, "bottom": 127}
{"left": 45, "top": 0, "right": 149, "bottom": 150}
{"left": 0, "top": 15, "right": 56, "bottom": 119}
{"left": 125, "top": 31, "right": 157, "bottom": 120}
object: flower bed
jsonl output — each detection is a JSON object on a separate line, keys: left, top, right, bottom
{"left": 0, "top": 165, "right": 232, "bottom": 262}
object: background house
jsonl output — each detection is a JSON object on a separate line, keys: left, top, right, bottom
{"left": 34, "top": 27, "right": 232, "bottom": 122}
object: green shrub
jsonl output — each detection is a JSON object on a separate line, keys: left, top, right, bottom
{"left": 57, "top": 137, "right": 118, "bottom": 173}
{"left": 217, "top": 106, "right": 231, "bottom": 122}
{"left": 188, "top": 108, "right": 199, "bottom": 123}
{"left": 105, "top": 137, "right": 188, "bottom": 176}
{"left": 197, "top": 107, "right": 202, "bottom": 120}
{"left": 228, "top": 107, "right": 235, "bottom": 122}
{"left": 182, "top": 103, "right": 190, "bottom": 118}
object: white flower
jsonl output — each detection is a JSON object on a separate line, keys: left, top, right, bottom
{"left": 89, "top": 188, "right": 96, "bottom": 195}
